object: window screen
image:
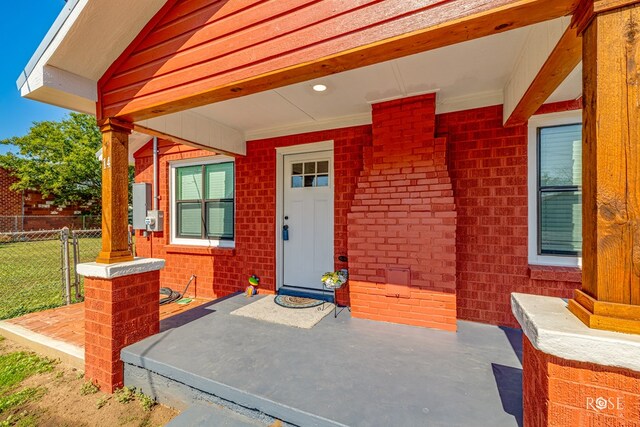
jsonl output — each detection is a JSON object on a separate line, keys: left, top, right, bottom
{"left": 538, "top": 124, "right": 582, "bottom": 255}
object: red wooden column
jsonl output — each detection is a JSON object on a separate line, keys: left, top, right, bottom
{"left": 568, "top": 0, "right": 640, "bottom": 335}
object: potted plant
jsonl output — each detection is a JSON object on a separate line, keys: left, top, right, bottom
{"left": 321, "top": 269, "right": 348, "bottom": 289}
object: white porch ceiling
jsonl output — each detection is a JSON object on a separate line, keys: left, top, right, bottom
{"left": 192, "top": 20, "right": 582, "bottom": 141}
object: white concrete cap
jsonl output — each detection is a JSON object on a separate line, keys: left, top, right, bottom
{"left": 512, "top": 293, "right": 640, "bottom": 373}
{"left": 76, "top": 257, "right": 165, "bottom": 279}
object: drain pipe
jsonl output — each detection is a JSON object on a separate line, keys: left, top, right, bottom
{"left": 153, "top": 136, "right": 159, "bottom": 211}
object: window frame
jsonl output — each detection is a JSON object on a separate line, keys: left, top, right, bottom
{"left": 527, "top": 111, "right": 582, "bottom": 267}
{"left": 170, "top": 156, "right": 235, "bottom": 248}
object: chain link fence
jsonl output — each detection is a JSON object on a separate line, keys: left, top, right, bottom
{"left": 0, "top": 228, "right": 103, "bottom": 320}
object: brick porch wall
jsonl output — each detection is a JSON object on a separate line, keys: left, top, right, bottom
{"left": 523, "top": 337, "right": 640, "bottom": 426}
{"left": 347, "top": 94, "right": 457, "bottom": 331}
{"left": 134, "top": 126, "right": 371, "bottom": 305}
{"left": 437, "top": 104, "right": 581, "bottom": 328}
{"left": 134, "top": 100, "right": 582, "bottom": 330}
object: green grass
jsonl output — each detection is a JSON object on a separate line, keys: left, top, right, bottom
{"left": 0, "top": 351, "right": 53, "bottom": 419}
{"left": 80, "top": 381, "right": 99, "bottom": 396}
{"left": 0, "top": 237, "right": 101, "bottom": 320}
{"left": 0, "top": 388, "right": 44, "bottom": 415}
{"left": 0, "top": 352, "right": 54, "bottom": 395}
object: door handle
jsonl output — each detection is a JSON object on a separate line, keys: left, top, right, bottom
{"left": 282, "top": 224, "right": 289, "bottom": 241}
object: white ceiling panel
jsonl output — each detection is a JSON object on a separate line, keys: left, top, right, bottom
{"left": 547, "top": 63, "right": 582, "bottom": 104}
{"left": 187, "top": 20, "right": 582, "bottom": 140}
{"left": 275, "top": 62, "right": 403, "bottom": 121}
{"left": 193, "top": 91, "right": 313, "bottom": 131}
{"left": 396, "top": 26, "right": 530, "bottom": 102}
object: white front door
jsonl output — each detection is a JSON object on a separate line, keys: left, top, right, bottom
{"left": 282, "top": 151, "right": 334, "bottom": 290}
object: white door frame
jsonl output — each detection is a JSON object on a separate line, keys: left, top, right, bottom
{"left": 275, "top": 140, "right": 334, "bottom": 291}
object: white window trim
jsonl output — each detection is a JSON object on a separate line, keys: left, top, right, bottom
{"left": 169, "top": 155, "right": 236, "bottom": 248}
{"left": 527, "top": 110, "right": 582, "bottom": 268}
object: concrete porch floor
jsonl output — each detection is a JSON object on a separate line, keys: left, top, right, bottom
{"left": 123, "top": 294, "right": 524, "bottom": 427}
{"left": 0, "top": 298, "right": 212, "bottom": 369}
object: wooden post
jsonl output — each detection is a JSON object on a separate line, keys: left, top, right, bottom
{"left": 568, "top": 0, "right": 640, "bottom": 334}
{"left": 96, "top": 119, "right": 134, "bottom": 264}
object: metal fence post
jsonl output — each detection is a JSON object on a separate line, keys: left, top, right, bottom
{"left": 61, "top": 227, "right": 72, "bottom": 305}
{"left": 71, "top": 230, "right": 82, "bottom": 301}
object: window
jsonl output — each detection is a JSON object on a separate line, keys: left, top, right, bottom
{"left": 291, "top": 161, "right": 329, "bottom": 188}
{"left": 173, "top": 160, "right": 234, "bottom": 243}
{"left": 537, "top": 124, "right": 582, "bottom": 256}
{"left": 528, "top": 111, "right": 582, "bottom": 267}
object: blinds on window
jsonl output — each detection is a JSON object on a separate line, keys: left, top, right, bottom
{"left": 177, "top": 166, "right": 202, "bottom": 200}
{"left": 538, "top": 124, "right": 582, "bottom": 255}
{"left": 206, "top": 202, "right": 234, "bottom": 239}
{"left": 176, "top": 162, "right": 234, "bottom": 240}
{"left": 539, "top": 125, "right": 582, "bottom": 187}
{"left": 205, "top": 163, "right": 234, "bottom": 199}
{"left": 178, "top": 203, "right": 202, "bottom": 237}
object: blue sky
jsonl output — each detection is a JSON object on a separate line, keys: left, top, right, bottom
{"left": 0, "top": 1, "right": 70, "bottom": 154}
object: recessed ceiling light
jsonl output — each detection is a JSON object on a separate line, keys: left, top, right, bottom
{"left": 312, "top": 84, "right": 327, "bottom": 92}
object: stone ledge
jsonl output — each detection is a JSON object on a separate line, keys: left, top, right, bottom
{"left": 511, "top": 292, "right": 640, "bottom": 373}
{"left": 77, "top": 257, "right": 165, "bottom": 279}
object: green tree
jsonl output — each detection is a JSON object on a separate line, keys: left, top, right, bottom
{"left": 0, "top": 113, "right": 103, "bottom": 213}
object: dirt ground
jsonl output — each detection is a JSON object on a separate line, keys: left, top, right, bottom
{"left": 0, "top": 336, "right": 178, "bottom": 427}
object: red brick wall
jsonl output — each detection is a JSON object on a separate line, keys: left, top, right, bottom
{"left": 0, "top": 168, "right": 21, "bottom": 216}
{"left": 523, "top": 337, "right": 640, "bottom": 427}
{"left": 347, "top": 94, "right": 457, "bottom": 331}
{"left": 84, "top": 270, "right": 160, "bottom": 392}
{"left": 437, "top": 104, "right": 581, "bottom": 328}
{"left": 133, "top": 99, "right": 582, "bottom": 330}
{"left": 0, "top": 167, "right": 96, "bottom": 232}
{"left": 134, "top": 126, "right": 371, "bottom": 303}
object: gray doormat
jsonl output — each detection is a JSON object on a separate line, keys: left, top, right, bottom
{"left": 230, "top": 296, "right": 334, "bottom": 329}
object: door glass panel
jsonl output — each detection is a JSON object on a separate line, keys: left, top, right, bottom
{"left": 316, "top": 175, "right": 329, "bottom": 187}
{"left": 292, "top": 163, "right": 303, "bottom": 175}
{"left": 317, "top": 161, "right": 329, "bottom": 174}
{"left": 291, "top": 176, "right": 303, "bottom": 188}
{"left": 304, "top": 176, "right": 315, "bottom": 187}
{"left": 304, "top": 162, "right": 316, "bottom": 174}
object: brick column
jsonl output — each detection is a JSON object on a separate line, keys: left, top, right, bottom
{"left": 514, "top": 293, "right": 640, "bottom": 426}
{"left": 523, "top": 337, "right": 640, "bottom": 426}
{"left": 347, "top": 93, "right": 457, "bottom": 331}
{"left": 78, "top": 259, "right": 164, "bottom": 393}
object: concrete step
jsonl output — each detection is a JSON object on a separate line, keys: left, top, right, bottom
{"left": 166, "top": 403, "right": 274, "bottom": 427}
{"left": 277, "top": 285, "right": 334, "bottom": 303}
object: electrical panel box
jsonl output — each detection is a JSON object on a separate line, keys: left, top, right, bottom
{"left": 132, "top": 183, "right": 151, "bottom": 230}
{"left": 145, "top": 210, "right": 164, "bottom": 232}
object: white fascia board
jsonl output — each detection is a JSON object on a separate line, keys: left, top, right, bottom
{"left": 137, "top": 111, "right": 246, "bottom": 156}
{"left": 503, "top": 17, "right": 571, "bottom": 125}
{"left": 17, "top": 0, "right": 95, "bottom": 113}
{"left": 21, "top": 65, "right": 97, "bottom": 114}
